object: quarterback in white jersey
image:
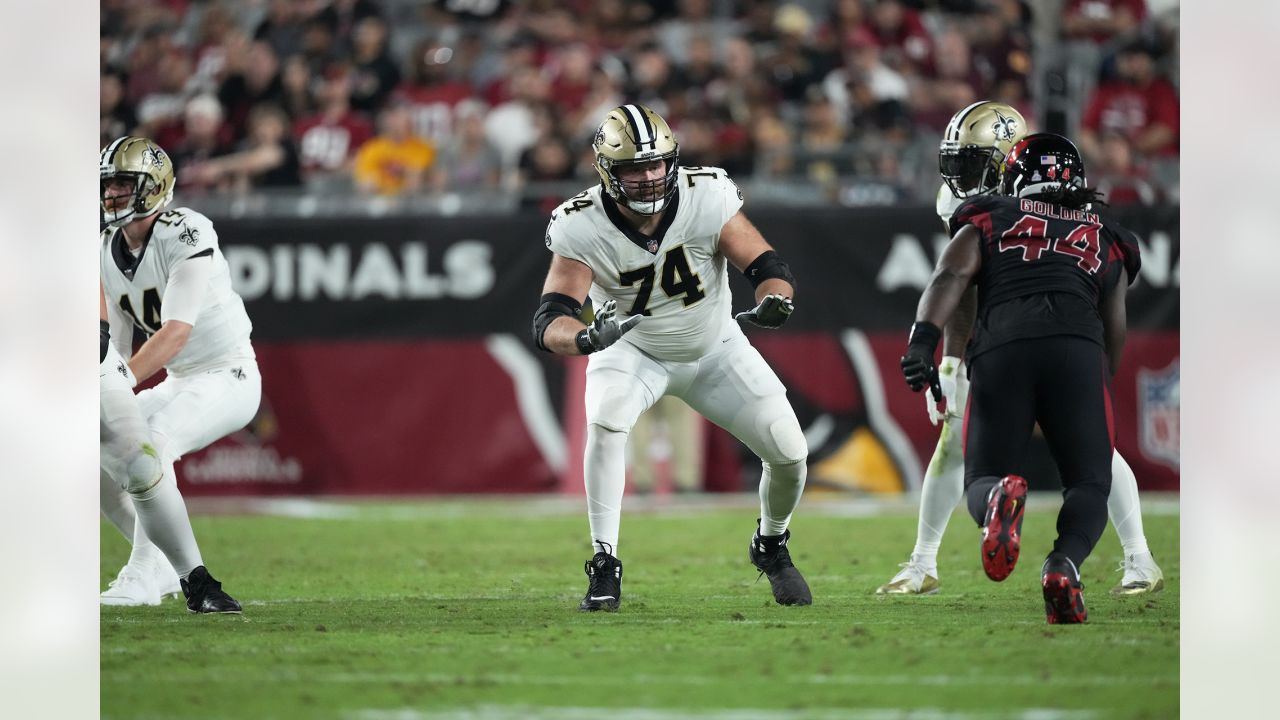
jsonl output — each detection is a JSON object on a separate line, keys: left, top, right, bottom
{"left": 534, "top": 105, "right": 811, "bottom": 611}
{"left": 876, "top": 102, "right": 1163, "bottom": 597}
{"left": 99, "top": 136, "right": 251, "bottom": 612}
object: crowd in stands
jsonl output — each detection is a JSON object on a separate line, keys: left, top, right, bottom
{"left": 100, "top": 0, "right": 1180, "bottom": 207}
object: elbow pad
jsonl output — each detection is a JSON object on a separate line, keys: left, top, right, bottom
{"left": 532, "top": 292, "right": 583, "bottom": 352}
{"left": 742, "top": 250, "right": 796, "bottom": 290}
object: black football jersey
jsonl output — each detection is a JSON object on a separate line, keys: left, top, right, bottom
{"left": 949, "top": 194, "right": 1142, "bottom": 359}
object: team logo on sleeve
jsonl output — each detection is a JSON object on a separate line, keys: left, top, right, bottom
{"left": 179, "top": 226, "right": 200, "bottom": 246}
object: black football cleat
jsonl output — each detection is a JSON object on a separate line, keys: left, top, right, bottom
{"left": 749, "top": 522, "right": 812, "bottom": 606}
{"left": 579, "top": 548, "right": 623, "bottom": 612}
{"left": 981, "top": 475, "right": 1027, "bottom": 581}
{"left": 1042, "top": 554, "right": 1088, "bottom": 624}
{"left": 181, "top": 566, "right": 243, "bottom": 614}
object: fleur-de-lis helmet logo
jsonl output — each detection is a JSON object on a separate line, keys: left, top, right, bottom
{"left": 991, "top": 111, "right": 1018, "bottom": 143}
{"left": 142, "top": 145, "right": 166, "bottom": 171}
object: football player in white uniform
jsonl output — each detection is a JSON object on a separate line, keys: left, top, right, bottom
{"left": 876, "top": 101, "right": 1164, "bottom": 597}
{"left": 100, "top": 282, "right": 239, "bottom": 612}
{"left": 100, "top": 136, "right": 255, "bottom": 612}
{"left": 535, "top": 105, "right": 811, "bottom": 611}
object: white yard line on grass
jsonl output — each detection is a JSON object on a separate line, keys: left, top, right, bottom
{"left": 189, "top": 493, "right": 1179, "bottom": 520}
{"left": 347, "top": 708, "right": 1099, "bottom": 720}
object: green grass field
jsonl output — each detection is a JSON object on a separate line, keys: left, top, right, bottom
{"left": 100, "top": 494, "right": 1178, "bottom": 720}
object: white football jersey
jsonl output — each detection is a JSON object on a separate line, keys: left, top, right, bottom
{"left": 545, "top": 166, "right": 744, "bottom": 362}
{"left": 936, "top": 183, "right": 964, "bottom": 229}
{"left": 100, "top": 207, "right": 254, "bottom": 375}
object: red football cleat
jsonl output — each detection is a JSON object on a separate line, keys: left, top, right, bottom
{"left": 1042, "top": 555, "right": 1088, "bottom": 624}
{"left": 980, "top": 475, "right": 1027, "bottom": 581}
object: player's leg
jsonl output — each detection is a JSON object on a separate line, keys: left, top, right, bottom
{"left": 677, "top": 332, "right": 811, "bottom": 606}
{"left": 141, "top": 363, "right": 262, "bottom": 465}
{"left": 963, "top": 344, "right": 1037, "bottom": 582}
{"left": 100, "top": 369, "right": 182, "bottom": 606}
{"left": 1034, "top": 337, "right": 1115, "bottom": 623}
{"left": 99, "top": 469, "right": 135, "bottom": 543}
{"left": 100, "top": 477, "right": 179, "bottom": 596}
{"left": 136, "top": 365, "right": 261, "bottom": 612}
{"left": 1107, "top": 450, "right": 1165, "bottom": 595}
{"left": 877, "top": 413, "right": 964, "bottom": 594}
{"left": 579, "top": 343, "right": 668, "bottom": 611}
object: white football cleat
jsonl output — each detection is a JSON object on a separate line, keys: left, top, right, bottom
{"left": 100, "top": 565, "right": 161, "bottom": 606}
{"left": 1110, "top": 552, "right": 1165, "bottom": 596}
{"left": 155, "top": 555, "right": 182, "bottom": 600}
{"left": 876, "top": 560, "right": 940, "bottom": 595}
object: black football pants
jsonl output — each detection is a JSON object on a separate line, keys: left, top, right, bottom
{"left": 962, "top": 336, "right": 1115, "bottom": 569}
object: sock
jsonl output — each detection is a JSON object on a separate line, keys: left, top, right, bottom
{"left": 1053, "top": 483, "right": 1110, "bottom": 569}
{"left": 965, "top": 475, "right": 1001, "bottom": 526}
{"left": 130, "top": 462, "right": 204, "bottom": 578}
{"left": 912, "top": 416, "right": 965, "bottom": 567}
{"left": 1107, "top": 452, "right": 1151, "bottom": 557}
{"left": 759, "top": 458, "right": 806, "bottom": 536}
{"left": 585, "top": 423, "right": 628, "bottom": 557}
{"left": 100, "top": 471, "right": 136, "bottom": 543}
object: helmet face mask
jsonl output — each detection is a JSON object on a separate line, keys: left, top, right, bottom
{"left": 939, "top": 101, "right": 1027, "bottom": 199}
{"left": 100, "top": 136, "right": 176, "bottom": 229}
{"left": 593, "top": 104, "right": 679, "bottom": 215}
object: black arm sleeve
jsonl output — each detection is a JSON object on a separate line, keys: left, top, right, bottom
{"left": 532, "top": 292, "right": 583, "bottom": 352}
{"left": 742, "top": 250, "right": 796, "bottom": 290}
{"left": 100, "top": 320, "right": 111, "bottom": 363}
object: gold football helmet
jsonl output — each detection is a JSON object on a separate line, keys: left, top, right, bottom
{"left": 100, "top": 136, "right": 176, "bottom": 228}
{"left": 938, "top": 101, "right": 1026, "bottom": 199}
{"left": 592, "top": 104, "right": 679, "bottom": 215}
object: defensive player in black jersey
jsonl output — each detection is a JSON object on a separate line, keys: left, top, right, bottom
{"left": 899, "top": 133, "right": 1141, "bottom": 624}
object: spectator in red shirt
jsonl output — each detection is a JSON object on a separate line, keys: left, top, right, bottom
{"left": 293, "top": 66, "right": 375, "bottom": 180}
{"left": 1092, "top": 131, "right": 1158, "bottom": 206}
{"left": 1079, "top": 37, "right": 1178, "bottom": 162}
{"left": 863, "top": 0, "right": 934, "bottom": 75}
{"left": 1062, "top": 0, "right": 1147, "bottom": 45}
{"left": 396, "top": 39, "right": 477, "bottom": 147}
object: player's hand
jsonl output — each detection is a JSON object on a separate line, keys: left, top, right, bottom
{"left": 579, "top": 299, "right": 642, "bottom": 353}
{"left": 901, "top": 348, "right": 942, "bottom": 404}
{"left": 926, "top": 356, "right": 966, "bottom": 425}
{"left": 735, "top": 294, "right": 794, "bottom": 329}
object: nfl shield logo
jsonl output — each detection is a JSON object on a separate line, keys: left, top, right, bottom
{"left": 1137, "top": 360, "right": 1179, "bottom": 470}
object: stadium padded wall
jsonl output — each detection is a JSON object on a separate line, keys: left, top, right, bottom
{"left": 167, "top": 206, "right": 1178, "bottom": 496}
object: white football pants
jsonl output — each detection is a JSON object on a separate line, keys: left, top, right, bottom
{"left": 582, "top": 322, "right": 807, "bottom": 555}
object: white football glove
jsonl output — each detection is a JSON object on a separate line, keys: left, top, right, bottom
{"left": 926, "top": 356, "right": 967, "bottom": 426}
{"left": 578, "top": 299, "right": 642, "bottom": 353}
{"left": 735, "top": 294, "right": 794, "bottom": 329}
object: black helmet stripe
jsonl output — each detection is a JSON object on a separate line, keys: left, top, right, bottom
{"left": 102, "top": 136, "right": 129, "bottom": 166}
{"left": 945, "top": 101, "right": 986, "bottom": 143}
{"left": 621, "top": 104, "right": 655, "bottom": 150}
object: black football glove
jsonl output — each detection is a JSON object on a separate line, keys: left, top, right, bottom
{"left": 900, "top": 322, "right": 943, "bottom": 403}
{"left": 100, "top": 320, "right": 110, "bottom": 364}
{"left": 575, "top": 299, "right": 643, "bottom": 354}
{"left": 735, "top": 294, "right": 794, "bottom": 329}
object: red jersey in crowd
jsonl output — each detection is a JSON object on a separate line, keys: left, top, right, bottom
{"left": 293, "top": 111, "right": 374, "bottom": 173}
{"left": 1081, "top": 78, "right": 1179, "bottom": 156}
{"left": 395, "top": 81, "right": 475, "bottom": 146}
